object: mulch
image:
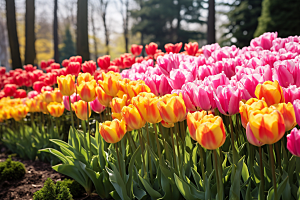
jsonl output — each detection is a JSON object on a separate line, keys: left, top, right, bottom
{"left": 0, "top": 145, "right": 104, "bottom": 200}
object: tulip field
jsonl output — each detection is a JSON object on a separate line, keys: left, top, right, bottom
{"left": 2, "top": 32, "right": 300, "bottom": 199}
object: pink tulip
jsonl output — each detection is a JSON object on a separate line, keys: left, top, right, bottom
{"left": 145, "top": 66, "right": 162, "bottom": 76}
{"left": 214, "top": 85, "right": 243, "bottom": 116}
{"left": 283, "top": 85, "right": 300, "bottom": 103}
{"left": 28, "top": 91, "right": 39, "bottom": 99}
{"left": 293, "top": 99, "right": 300, "bottom": 126}
{"left": 167, "top": 69, "right": 194, "bottom": 90}
{"left": 240, "top": 74, "right": 262, "bottom": 98}
{"left": 287, "top": 128, "right": 300, "bottom": 157}
{"left": 250, "top": 32, "right": 277, "bottom": 50}
{"left": 198, "top": 65, "right": 214, "bottom": 81}
{"left": 254, "top": 65, "right": 273, "bottom": 82}
{"left": 144, "top": 76, "right": 159, "bottom": 96}
{"left": 156, "top": 53, "right": 180, "bottom": 75}
{"left": 174, "top": 82, "right": 199, "bottom": 111}
{"left": 193, "top": 84, "right": 216, "bottom": 111}
{"left": 63, "top": 93, "right": 81, "bottom": 111}
{"left": 202, "top": 72, "right": 230, "bottom": 89}
{"left": 202, "top": 43, "right": 221, "bottom": 59}
{"left": 90, "top": 98, "right": 106, "bottom": 113}
{"left": 246, "top": 123, "right": 264, "bottom": 147}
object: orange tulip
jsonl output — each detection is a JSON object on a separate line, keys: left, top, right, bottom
{"left": 248, "top": 107, "right": 285, "bottom": 144}
{"left": 57, "top": 75, "right": 76, "bottom": 96}
{"left": 111, "top": 94, "right": 128, "bottom": 120}
{"left": 255, "top": 80, "right": 285, "bottom": 106}
{"left": 98, "top": 71, "right": 122, "bottom": 97}
{"left": 38, "top": 100, "right": 48, "bottom": 113}
{"left": 187, "top": 111, "right": 208, "bottom": 141}
{"left": 44, "top": 91, "right": 53, "bottom": 103}
{"left": 77, "top": 80, "right": 97, "bottom": 102}
{"left": 52, "top": 89, "right": 63, "bottom": 103}
{"left": 126, "top": 80, "right": 151, "bottom": 99}
{"left": 47, "top": 102, "right": 65, "bottom": 117}
{"left": 239, "top": 98, "right": 268, "bottom": 128}
{"left": 96, "top": 86, "right": 113, "bottom": 107}
{"left": 72, "top": 100, "right": 91, "bottom": 120}
{"left": 121, "top": 104, "right": 146, "bottom": 130}
{"left": 25, "top": 99, "right": 39, "bottom": 112}
{"left": 196, "top": 115, "right": 226, "bottom": 150}
{"left": 99, "top": 119, "right": 127, "bottom": 143}
{"left": 271, "top": 102, "right": 296, "bottom": 131}
{"left": 77, "top": 72, "right": 94, "bottom": 86}
{"left": 132, "top": 93, "right": 162, "bottom": 124}
{"left": 1, "top": 107, "right": 12, "bottom": 120}
{"left": 157, "top": 93, "right": 186, "bottom": 123}
{"left": 11, "top": 105, "right": 29, "bottom": 121}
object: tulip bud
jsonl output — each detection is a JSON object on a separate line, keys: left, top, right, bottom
{"left": 82, "top": 60, "right": 97, "bottom": 75}
{"left": 187, "top": 111, "right": 207, "bottom": 141}
{"left": 57, "top": 75, "right": 76, "bottom": 96}
{"left": 11, "top": 105, "right": 29, "bottom": 121}
{"left": 97, "top": 55, "right": 110, "bottom": 70}
{"left": 95, "top": 86, "right": 113, "bottom": 107}
{"left": 72, "top": 100, "right": 91, "bottom": 120}
{"left": 121, "top": 104, "right": 146, "bottom": 130}
{"left": 287, "top": 128, "right": 300, "bottom": 157}
{"left": 77, "top": 80, "right": 97, "bottom": 102}
{"left": 90, "top": 98, "right": 106, "bottom": 114}
{"left": 271, "top": 102, "right": 296, "bottom": 131}
{"left": 47, "top": 102, "right": 65, "bottom": 117}
{"left": 145, "top": 42, "right": 158, "bottom": 56}
{"left": 255, "top": 80, "right": 285, "bottom": 106}
{"left": 99, "top": 119, "right": 127, "bottom": 143}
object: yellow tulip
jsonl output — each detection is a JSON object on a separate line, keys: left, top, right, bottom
{"left": 77, "top": 80, "right": 97, "bottom": 102}
{"left": 52, "top": 89, "right": 63, "bottom": 103}
{"left": 121, "top": 104, "right": 146, "bottom": 130}
{"left": 98, "top": 71, "right": 122, "bottom": 97}
{"left": 255, "top": 80, "right": 285, "bottom": 106}
{"left": 111, "top": 94, "right": 128, "bottom": 120}
{"left": 10, "top": 105, "right": 29, "bottom": 121}
{"left": 271, "top": 102, "right": 296, "bottom": 131}
{"left": 187, "top": 111, "right": 208, "bottom": 141}
{"left": 77, "top": 72, "right": 94, "bottom": 86}
{"left": 99, "top": 119, "right": 127, "bottom": 143}
{"left": 47, "top": 102, "right": 65, "bottom": 117}
{"left": 72, "top": 100, "right": 91, "bottom": 120}
{"left": 95, "top": 86, "right": 113, "bottom": 107}
{"left": 57, "top": 75, "right": 76, "bottom": 96}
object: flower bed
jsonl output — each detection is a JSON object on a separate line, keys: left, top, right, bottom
{"left": 1, "top": 32, "right": 300, "bottom": 199}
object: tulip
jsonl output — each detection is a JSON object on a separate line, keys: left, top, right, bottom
{"left": 33, "top": 81, "right": 47, "bottom": 93}
{"left": 38, "top": 100, "right": 48, "bottom": 114}
{"left": 156, "top": 53, "right": 180, "bottom": 76}
{"left": 107, "top": 65, "right": 120, "bottom": 73}
{"left": 246, "top": 123, "right": 264, "bottom": 146}
{"left": 97, "top": 55, "right": 110, "bottom": 70}
{"left": 248, "top": 107, "right": 285, "bottom": 144}
{"left": 44, "top": 91, "right": 54, "bottom": 103}
{"left": 66, "top": 62, "right": 81, "bottom": 76}
{"left": 4, "top": 84, "right": 17, "bottom": 96}
{"left": 167, "top": 69, "right": 195, "bottom": 90}
{"left": 62, "top": 59, "right": 70, "bottom": 67}
{"left": 214, "top": 85, "right": 243, "bottom": 116}
{"left": 50, "top": 63, "right": 60, "bottom": 70}
{"left": 196, "top": 115, "right": 226, "bottom": 150}
{"left": 47, "top": 102, "right": 65, "bottom": 117}
{"left": 165, "top": 42, "right": 182, "bottom": 53}
{"left": 77, "top": 80, "right": 97, "bottom": 102}
{"left": 187, "top": 111, "right": 208, "bottom": 141}
{"left": 161, "top": 120, "right": 174, "bottom": 128}
{"left": 25, "top": 99, "right": 39, "bottom": 112}
{"left": 24, "top": 64, "right": 37, "bottom": 72}
{"left": 90, "top": 98, "right": 106, "bottom": 114}
{"left": 98, "top": 72, "right": 122, "bottom": 97}
{"left": 99, "top": 119, "right": 127, "bottom": 143}
{"left": 28, "top": 91, "right": 39, "bottom": 99}
{"left": 194, "top": 84, "right": 216, "bottom": 111}
{"left": 271, "top": 102, "right": 296, "bottom": 131}
{"left": 132, "top": 93, "right": 162, "bottom": 124}
{"left": 283, "top": 85, "right": 300, "bottom": 104}
{"left": 82, "top": 60, "right": 97, "bottom": 75}
{"left": 72, "top": 100, "right": 91, "bottom": 120}
{"left": 293, "top": 99, "right": 300, "bottom": 126}
{"left": 77, "top": 72, "right": 94, "bottom": 86}
{"left": 131, "top": 44, "right": 143, "bottom": 56}
{"left": 1, "top": 107, "right": 12, "bottom": 120}
{"left": 239, "top": 98, "right": 268, "bottom": 128}
{"left": 69, "top": 56, "right": 82, "bottom": 63}
{"left": 255, "top": 80, "right": 285, "bottom": 106}
{"left": 95, "top": 86, "right": 113, "bottom": 107}
{"left": 52, "top": 89, "right": 63, "bottom": 103}
{"left": 157, "top": 93, "right": 186, "bottom": 123}
{"left": 11, "top": 105, "right": 29, "bottom": 121}
{"left": 145, "top": 42, "right": 158, "bottom": 56}
{"left": 111, "top": 94, "right": 128, "bottom": 120}
{"left": 121, "top": 104, "right": 146, "bottom": 130}
{"left": 287, "top": 128, "right": 300, "bottom": 157}
{"left": 13, "top": 89, "right": 27, "bottom": 99}
{"left": 126, "top": 80, "right": 151, "bottom": 99}
{"left": 47, "top": 59, "right": 55, "bottom": 66}
{"left": 57, "top": 75, "right": 76, "bottom": 96}
{"left": 184, "top": 42, "right": 198, "bottom": 56}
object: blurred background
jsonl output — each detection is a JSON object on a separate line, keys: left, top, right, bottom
{"left": 0, "top": 0, "right": 299, "bottom": 70}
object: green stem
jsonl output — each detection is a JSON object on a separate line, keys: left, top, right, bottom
{"left": 99, "top": 111, "right": 103, "bottom": 123}
{"left": 55, "top": 117, "right": 60, "bottom": 137}
{"left": 153, "top": 123, "right": 161, "bottom": 159}
{"left": 213, "top": 150, "right": 222, "bottom": 200}
{"left": 269, "top": 144, "right": 277, "bottom": 200}
{"left": 175, "top": 123, "right": 181, "bottom": 168}
{"left": 170, "top": 126, "right": 177, "bottom": 169}
{"left": 159, "top": 123, "right": 170, "bottom": 162}
{"left": 229, "top": 116, "right": 238, "bottom": 164}
{"left": 87, "top": 102, "right": 92, "bottom": 162}
{"left": 198, "top": 143, "right": 206, "bottom": 186}
{"left": 69, "top": 96, "right": 75, "bottom": 128}
{"left": 115, "top": 143, "right": 123, "bottom": 179}
{"left": 146, "top": 123, "right": 153, "bottom": 182}
{"left": 259, "top": 146, "right": 265, "bottom": 199}
{"left": 138, "top": 129, "right": 147, "bottom": 177}
{"left": 129, "top": 131, "right": 137, "bottom": 150}
{"left": 275, "top": 142, "right": 282, "bottom": 174}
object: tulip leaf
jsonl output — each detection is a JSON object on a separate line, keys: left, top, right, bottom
{"left": 205, "top": 170, "right": 214, "bottom": 200}
{"left": 281, "top": 170, "right": 291, "bottom": 199}
{"left": 229, "top": 156, "right": 245, "bottom": 200}
{"left": 40, "top": 148, "right": 73, "bottom": 164}
{"left": 242, "top": 161, "right": 250, "bottom": 183}
{"left": 138, "top": 174, "right": 163, "bottom": 199}
{"left": 110, "top": 191, "right": 122, "bottom": 200}
{"left": 191, "top": 168, "right": 203, "bottom": 190}
{"left": 245, "top": 181, "right": 252, "bottom": 200}
{"left": 126, "top": 146, "right": 141, "bottom": 199}
{"left": 192, "top": 145, "right": 198, "bottom": 171}
{"left": 133, "top": 184, "right": 147, "bottom": 200}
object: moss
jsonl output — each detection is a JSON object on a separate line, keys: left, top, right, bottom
{"left": 0, "top": 157, "right": 26, "bottom": 182}
{"left": 59, "top": 179, "right": 85, "bottom": 198}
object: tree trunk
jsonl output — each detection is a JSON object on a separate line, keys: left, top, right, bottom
{"left": 77, "top": 0, "right": 90, "bottom": 61}
{"left": 53, "top": 0, "right": 59, "bottom": 63}
{"left": 5, "top": 0, "right": 22, "bottom": 69}
{"left": 100, "top": 0, "right": 109, "bottom": 55}
{"left": 25, "top": 0, "right": 36, "bottom": 65}
{"left": 124, "top": 0, "right": 129, "bottom": 53}
{"left": 207, "top": 0, "right": 216, "bottom": 44}
{"left": 91, "top": 6, "right": 98, "bottom": 60}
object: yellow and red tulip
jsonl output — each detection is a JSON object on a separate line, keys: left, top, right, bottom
{"left": 187, "top": 110, "right": 208, "bottom": 141}
{"left": 77, "top": 80, "right": 97, "bottom": 102}
{"left": 111, "top": 94, "right": 128, "bottom": 120}
{"left": 99, "top": 119, "right": 127, "bottom": 143}
{"left": 72, "top": 100, "right": 91, "bottom": 120}
{"left": 255, "top": 80, "right": 285, "bottom": 106}
{"left": 77, "top": 72, "right": 94, "bottom": 86}
{"left": 57, "top": 74, "right": 76, "bottom": 96}
{"left": 95, "top": 86, "right": 113, "bottom": 107}
{"left": 271, "top": 102, "right": 296, "bottom": 131}
{"left": 52, "top": 89, "right": 63, "bottom": 103}
{"left": 11, "top": 105, "right": 29, "bottom": 121}
{"left": 98, "top": 71, "right": 122, "bottom": 97}
{"left": 121, "top": 104, "right": 146, "bottom": 130}
{"left": 47, "top": 102, "right": 65, "bottom": 118}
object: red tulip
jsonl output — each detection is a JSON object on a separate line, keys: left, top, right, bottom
{"left": 145, "top": 42, "right": 158, "bottom": 56}
{"left": 50, "top": 63, "right": 60, "bottom": 70}
{"left": 69, "top": 56, "right": 82, "bottom": 63}
{"left": 97, "top": 55, "right": 110, "bottom": 70}
{"left": 106, "top": 66, "right": 120, "bottom": 73}
{"left": 14, "top": 89, "right": 27, "bottom": 98}
{"left": 41, "top": 86, "right": 54, "bottom": 92}
{"left": 82, "top": 60, "right": 97, "bottom": 75}
{"left": 0, "top": 67, "right": 6, "bottom": 75}
{"left": 130, "top": 44, "right": 143, "bottom": 56}
{"left": 0, "top": 90, "right": 6, "bottom": 99}
{"left": 4, "top": 84, "right": 17, "bottom": 96}
{"left": 24, "top": 64, "right": 37, "bottom": 72}
{"left": 40, "top": 60, "right": 47, "bottom": 69}
{"left": 33, "top": 81, "right": 47, "bottom": 93}
{"left": 47, "top": 59, "right": 55, "bottom": 66}
{"left": 184, "top": 42, "right": 198, "bottom": 56}
{"left": 123, "top": 55, "right": 135, "bottom": 68}
{"left": 66, "top": 62, "right": 81, "bottom": 76}
{"left": 62, "top": 59, "right": 70, "bottom": 67}
{"left": 165, "top": 42, "right": 182, "bottom": 53}
{"left": 136, "top": 57, "right": 144, "bottom": 63}
{"left": 112, "top": 58, "right": 123, "bottom": 68}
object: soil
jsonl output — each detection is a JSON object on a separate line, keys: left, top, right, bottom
{"left": 0, "top": 145, "right": 104, "bottom": 200}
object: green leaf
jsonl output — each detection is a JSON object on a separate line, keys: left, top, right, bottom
{"left": 229, "top": 156, "right": 245, "bottom": 200}
{"left": 191, "top": 168, "right": 203, "bottom": 190}
{"left": 138, "top": 174, "right": 162, "bottom": 199}
{"left": 126, "top": 146, "right": 141, "bottom": 199}
{"left": 245, "top": 181, "right": 252, "bottom": 200}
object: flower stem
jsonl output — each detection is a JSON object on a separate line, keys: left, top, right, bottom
{"left": 213, "top": 150, "right": 222, "bottom": 200}
{"left": 198, "top": 143, "right": 206, "bottom": 186}
{"left": 259, "top": 146, "right": 265, "bottom": 199}
{"left": 275, "top": 142, "right": 282, "bottom": 174}
{"left": 68, "top": 96, "right": 75, "bottom": 128}
{"left": 170, "top": 126, "right": 177, "bottom": 169}
{"left": 115, "top": 142, "right": 123, "bottom": 179}
{"left": 153, "top": 123, "right": 161, "bottom": 159}
{"left": 175, "top": 123, "right": 181, "bottom": 168}
{"left": 87, "top": 102, "right": 92, "bottom": 162}
{"left": 159, "top": 123, "right": 170, "bottom": 162}
{"left": 146, "top": 123, "right": 153, "bottom": 182}
{"left": 269, "top": 144, "right": 277, "bottom": 200}
{"left": 229, "top": 116, "right": 238, "bottom": 164}
{"left": 138, "top": 129, "right": 147, "bottom": 177}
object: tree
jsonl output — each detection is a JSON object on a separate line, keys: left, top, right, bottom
{"left": 118, "top": 0, "right": 130, "bottom": 53}
{"left": 131, "top": 0, "right": 206, "bottom": 49}
{"left": 221, "top": 0, "right": 263, "bottom": 47}
{"left": 99, "top": 0, "right": 110, "bottom": 55}
{"left": 5, "top": 0, "right": 22, "bottom": 69}
{"left": 59, "top": 26, "right": 76, "bottom": 62}
{"left": 25, "top": 0, "right": 36, "bottom": 65}
{"left": 207, "top": 0, "right": 215, "bottom": 44}
{"left": 90, "top": 5, "right": 98, "bottom": 60}
{"left": 255, "top": 0, "right": 300, "bottom": 38}
{"left": 53, "top": 0, "right": 59, "bottom": 63}
{"left": 77, "top": 0, "right": 90, "bottom": 61}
